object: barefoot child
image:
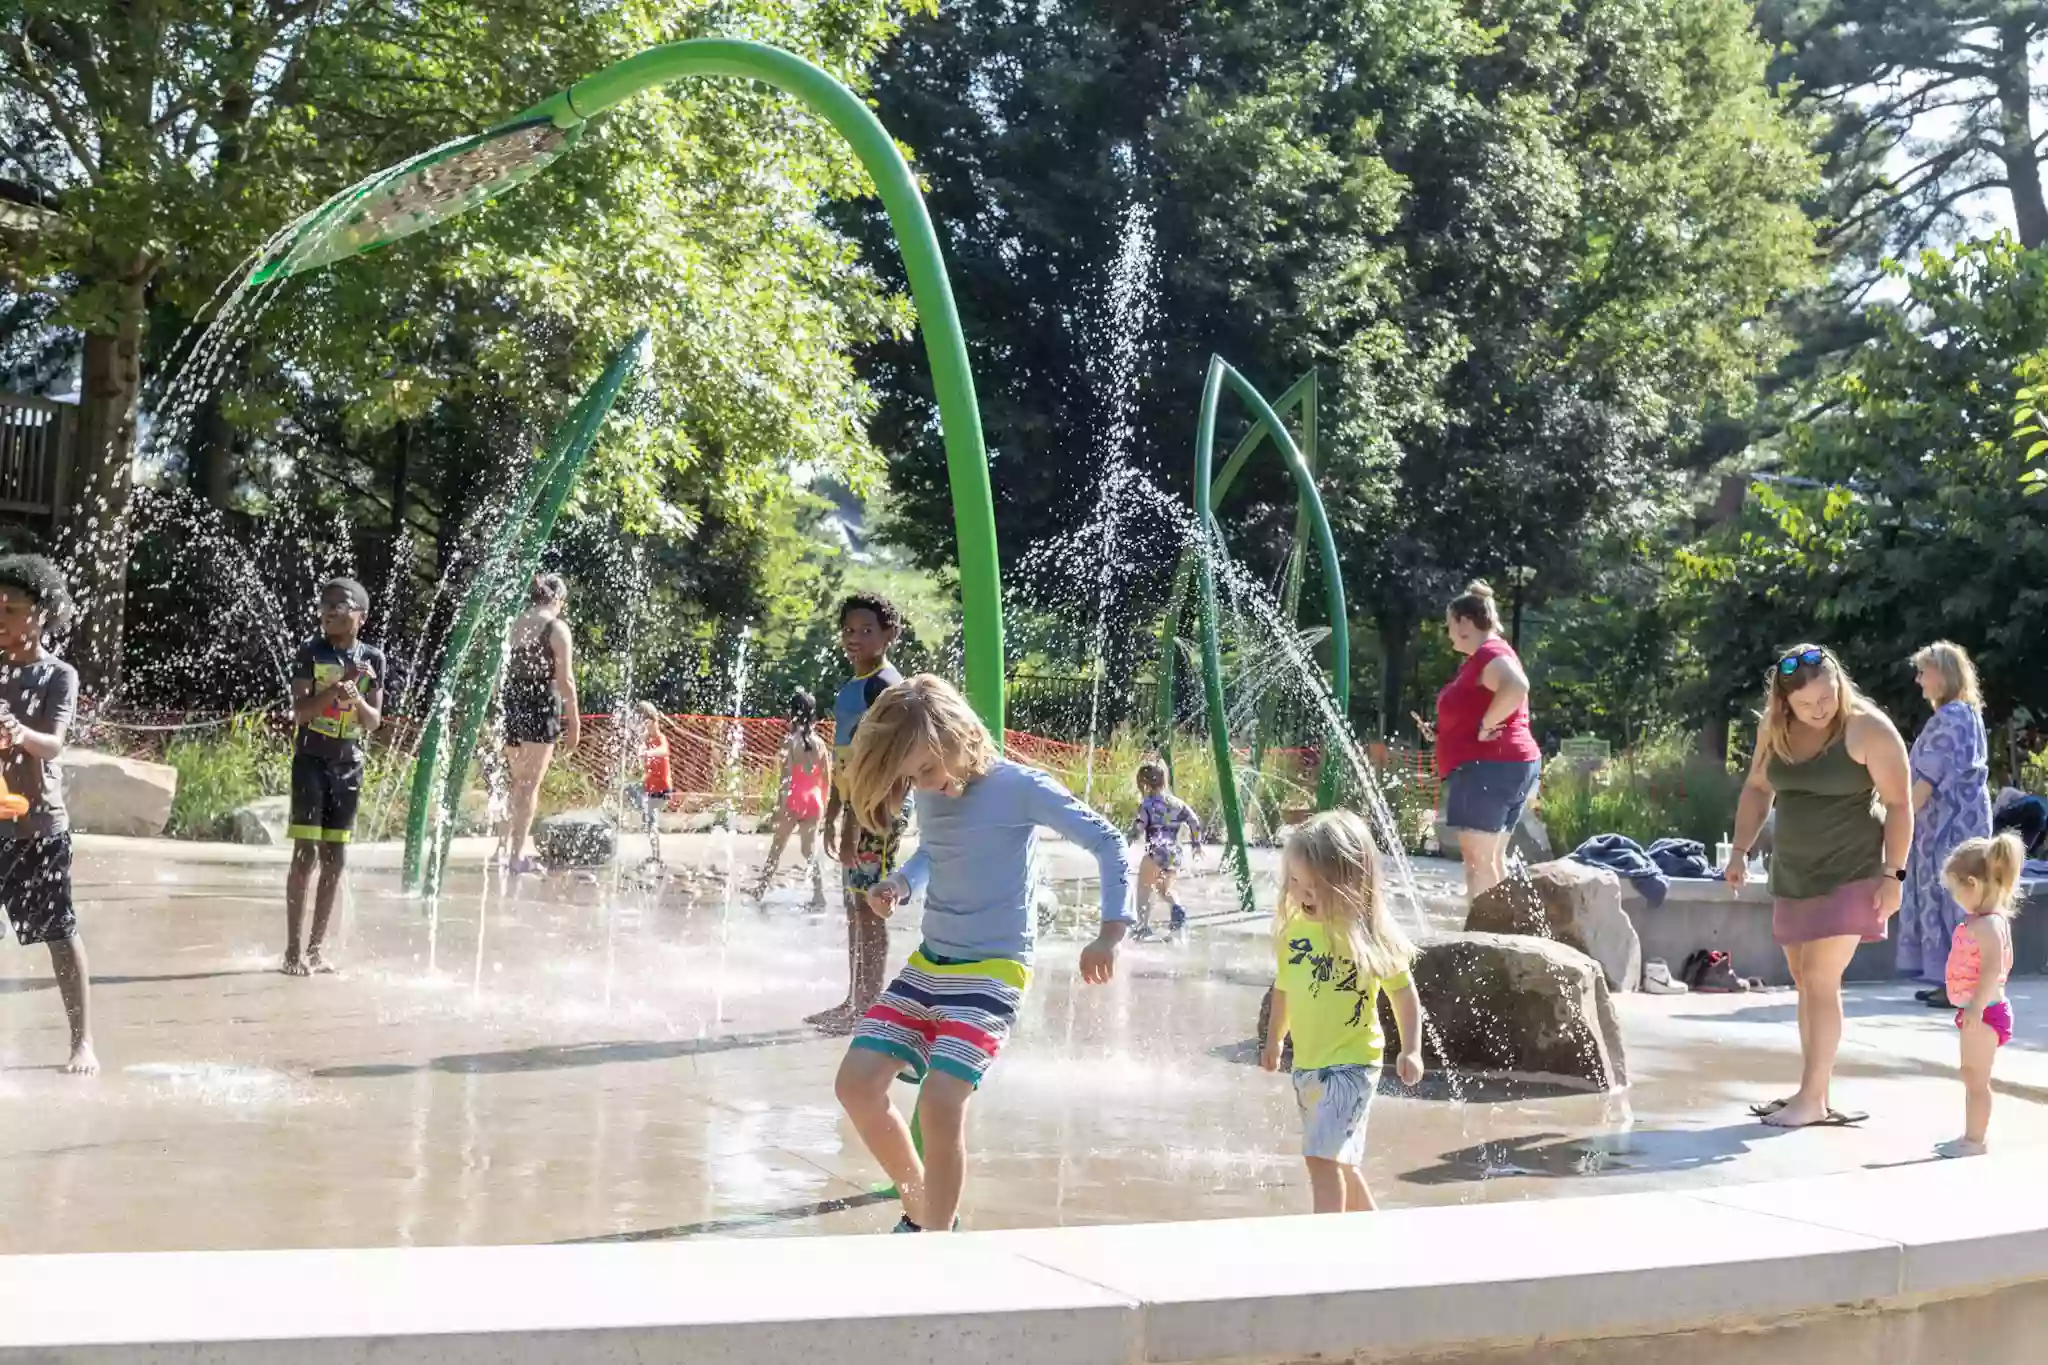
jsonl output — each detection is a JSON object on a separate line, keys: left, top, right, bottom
{"left": 284, "top": 578, "right": 384, "bottom": 975}
{"left": 753, "top": 690, "right": 830, "bottom": 908}
{"left": 834, "top": 674, "right": 1132, "bottom": 1232}
{"left": 1937, "top": 833, "right": 2023, "bottom": 1158}
{"left": 1261, "top": 809, "right": 1425, "bottom": 1213}
{"left": 0, "top": 556, "right": 92, "bottom": 1074}
{"left": 809, "top": 593, "right": 907, "bottom": 1031}
{"left": 1130, "top": 758, "right": 1202, "bottom": 939}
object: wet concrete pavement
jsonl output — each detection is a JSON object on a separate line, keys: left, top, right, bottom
{"left": 4, "top": 834, "right": 2047, "bottom": 1253}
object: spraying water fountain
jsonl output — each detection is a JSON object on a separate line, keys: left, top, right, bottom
{"left": 401, "top": 327, "right": 653, "bottom": 904}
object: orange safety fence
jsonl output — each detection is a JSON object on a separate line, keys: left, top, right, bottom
{"left": 77, "top": 706, "right": 1444, "bottom": 813}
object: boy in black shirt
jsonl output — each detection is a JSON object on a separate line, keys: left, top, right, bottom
{"left": 284, "top": 578, "right": 385, "bottom": 976}
{"left": 0, "top": 556, "right": 89, "bottom": 1073}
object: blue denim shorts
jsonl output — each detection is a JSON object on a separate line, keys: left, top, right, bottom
{"left": 1442, "top": 760, "right": 1540, "bottom": 835}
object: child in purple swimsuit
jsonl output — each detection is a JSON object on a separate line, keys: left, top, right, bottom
{"left": 1131, "top": 759, "right": 1203, "bottom": 939}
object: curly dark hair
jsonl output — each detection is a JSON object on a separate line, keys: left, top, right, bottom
{"left": 1136, "top": 758, "right": 1168, "bottom": 793}
{"left": 0, "top": 554, "right": 73, "bottom": 628}
{"left": 837, "top": 590, "right": 901, "bottom": 631}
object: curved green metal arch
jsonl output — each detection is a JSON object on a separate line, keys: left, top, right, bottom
{"left": 258, "top": 38, "right": 1006, "bottom": 746}
{"left": 1175, "top": 358, "right": 1350, "bottom": 915}
{"left": 1155, "top": 369, "right": 1325, "bottom": 788}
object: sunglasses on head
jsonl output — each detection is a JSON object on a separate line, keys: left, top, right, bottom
{"left": 1777, "top": 647, "right": 1826, "bottom": 677}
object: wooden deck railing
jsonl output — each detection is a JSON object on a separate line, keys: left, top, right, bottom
{"left": 0, "top": 390, "right": 72, "bottom": 521}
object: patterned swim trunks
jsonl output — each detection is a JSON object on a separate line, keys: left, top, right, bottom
{"left": 851, "top": 947, "right": 1032, "bottom": 1088}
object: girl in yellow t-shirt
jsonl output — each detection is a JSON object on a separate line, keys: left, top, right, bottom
{"left": 1260, "top": 810, "right": 1426, "bottom": 1213}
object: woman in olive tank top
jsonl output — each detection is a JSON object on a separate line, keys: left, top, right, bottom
{"left": 1728, "top": 646, "right": 1912, "bottom": 1130}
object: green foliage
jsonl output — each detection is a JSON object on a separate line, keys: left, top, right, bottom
{"left": 1680, "top": 237, "right": 2048, "bottom": 727}
{"left": 1538, "top": 750, "right": 1742, "bottom": 856}
{"left": 162, "top": 716, "right": 291, "bottom": 839}
{"left": 3, "top": 1, "right": 934, "bottom": 688}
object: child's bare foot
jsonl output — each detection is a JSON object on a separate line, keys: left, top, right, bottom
{"left": 281, "top": 955, "right": 310, "bottom": 977}
{"left": 306, "top": 949, "right": 337, "bottom": 975}
{"left": 63, "top": 1042, "right": 99, "bottom": 1076}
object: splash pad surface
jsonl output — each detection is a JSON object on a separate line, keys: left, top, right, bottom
{"left": 3, "top": 835, "right": 2047, "bottom": 1255}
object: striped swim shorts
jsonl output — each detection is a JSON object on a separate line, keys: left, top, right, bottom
{"left": 850, "top": 947, "right": 1032, "bottom": 1088}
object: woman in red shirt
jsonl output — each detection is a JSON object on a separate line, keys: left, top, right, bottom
{"left": 1434, "top": 581, "right": 1542, "bottom": 900}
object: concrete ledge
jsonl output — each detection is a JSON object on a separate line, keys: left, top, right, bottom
{"left": 7, "top": 1157, "right": 2048, "bottom": 1363}
{"left": 1625, "top": 878, "right": 2048, "bottom": 984}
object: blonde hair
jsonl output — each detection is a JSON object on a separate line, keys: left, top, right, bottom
{"left": 1944, "top": 833, "right": 2025, "bottom": 917}
{"left": 1911, "top": 640, "right": 1982, "bottom": 709}
{"left": 843, "top": 674, "right": 1000, "bottom": 834}
{"left": 1756, "top": 645, "right": 1874, "bottom": 766}
{"left": 1275, "top": 809, "right": 1416, "bottom": 982}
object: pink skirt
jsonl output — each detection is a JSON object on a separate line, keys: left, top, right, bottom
{"left": 1772, "top": 878, "right": 1888, "bottom": 946}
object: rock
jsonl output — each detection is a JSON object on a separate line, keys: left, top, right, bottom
{"left": 1465, "top": 860, "right": 1643, "bottom": 993}
{"left": 1509, "top": 809, "right": 1553, "bottom": 863}
{"left": 533, "top": 809, "right": 617, "bottom": 868}
{"left": 1393, "top": 932, "right": 1628, "bottom": 1090}
{"left": 225, "top": 796, "right": 289, "bottom": 845}
{"left": 64, "top": 749, "right": 177, "bottom": 838}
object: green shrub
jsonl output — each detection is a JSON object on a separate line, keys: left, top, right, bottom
{"left": 162, "top": 714, "right": 290, "bottom": 838}
{"left": 1539, "top": 752, "right": 1742, "bottom": 855}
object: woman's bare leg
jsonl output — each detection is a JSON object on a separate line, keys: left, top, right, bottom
{"left": 1765, "top": 935, "right": 1860, "bottom": 1127}
{"left": 1459, "top": 829, "right": 1507, "bottom": 901}
{"left": 506, "top": 742, "right": 555, "bottom": 865}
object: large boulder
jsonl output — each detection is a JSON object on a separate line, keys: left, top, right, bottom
{"left": 1466, "top": 860, "right": 1642, "bottom": 992}
{"left": 64, "top": 749, "right": 177, "bottom": 838}
{"left": 225, "top": 795, "right": 289, "bottom": 845}
{"left": 1509, "top": 809, "right": 1554, "bottom": 864}
{"left": 1396, "top": 932, "right": 1628, "bottom": 1090}
{"left": 533, "top": 809, "right": 616, "bottom": 868}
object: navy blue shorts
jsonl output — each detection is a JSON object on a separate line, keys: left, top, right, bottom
{"left": 3, "top": 833, "right": 74, "bottom": 946}
{"left": 1442, "top": 760, "right": 1540, "bottom": 835}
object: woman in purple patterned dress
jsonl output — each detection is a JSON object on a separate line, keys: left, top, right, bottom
{"left": 1901, "top": 642, "right": 1992, "bottom": 1006}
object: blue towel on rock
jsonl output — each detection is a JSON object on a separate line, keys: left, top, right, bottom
{"left": 1569, "top": 833, "right": 1669, "bottom": 907}
{"left": 1647, "top": 838, "right": 1716, "bottom": 882}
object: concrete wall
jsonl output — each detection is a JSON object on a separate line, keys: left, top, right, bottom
{"left": 5, "top": 1157, "right": 2045, "bottom": 1364}
{"left": 1625, "top": 879, "right": 2048, "bottom": 986}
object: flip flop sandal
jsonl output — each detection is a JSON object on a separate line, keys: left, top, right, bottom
{"left": 1748, "top": 1098, "right": 1792, "bottom": 1117}
{"left": 1764, "top": 1107, "right": 1868, "bottom": 1129}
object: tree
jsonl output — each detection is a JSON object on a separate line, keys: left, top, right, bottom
{"left": 1, "top": 0, "right": 924, "bottom": 691}
{"left": 1678, "top": 236, "right": 2048, "bottom": 727}
{"left": 1759, "top": 2, "right": 2048, "bottom": 272}
{"left": 1175, "top": 0, "right": 1821, "bottom": 731}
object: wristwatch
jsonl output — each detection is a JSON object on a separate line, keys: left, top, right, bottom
{"left": 1885, "top": 866, "right": 1907, "bottom": 882}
